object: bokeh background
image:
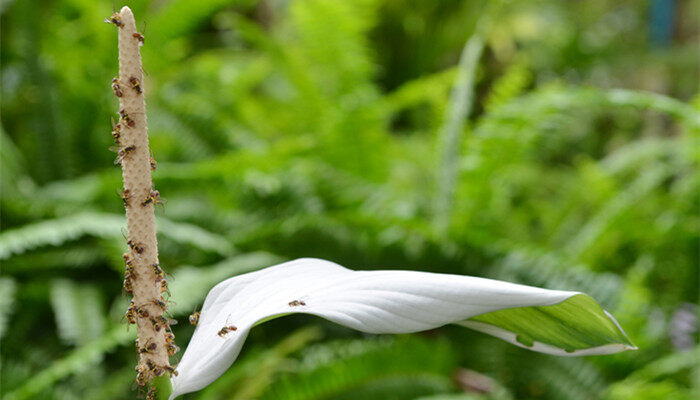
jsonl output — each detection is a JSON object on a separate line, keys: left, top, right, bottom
{"left": 1, "top": 0, "right": 699, "bottom": 399}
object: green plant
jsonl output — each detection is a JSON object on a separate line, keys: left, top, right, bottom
{"left": 1, "top": 1, "right": 697, "bottom": 399}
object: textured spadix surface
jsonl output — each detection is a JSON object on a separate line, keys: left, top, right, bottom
{"left": 171, "top": 258, "right": 635, "bottom": 398}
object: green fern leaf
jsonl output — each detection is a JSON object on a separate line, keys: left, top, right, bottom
{"left": 484, "top": 61, "right": 532, "bottom": 113}
{"left": 0, "top": 277, "right": 17, "bottom": 339}
{"left": 0, "top": 212, "right": 235, "bottom": 260}
{"left": 3, "top": 252, "right": 283, "bottom": 400}
{"left": 49, "top": 279, "right": 106, "bottom": 345}
{"left": 0, "top": 213, "right": 123, "bottom": 260}
{"left": 259, "top": 336, "right": 457, "bottom": 400}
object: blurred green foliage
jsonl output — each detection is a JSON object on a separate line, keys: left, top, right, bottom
{"left": 1, "top": 0, "right": 698, "bottom": 399}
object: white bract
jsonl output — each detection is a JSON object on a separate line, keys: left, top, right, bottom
{"left": 171, "top": 258, "right": 635, "bottom": 398}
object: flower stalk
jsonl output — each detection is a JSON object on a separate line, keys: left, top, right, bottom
{"left": 107, "top": 6, "right": 174, "bottom": 399}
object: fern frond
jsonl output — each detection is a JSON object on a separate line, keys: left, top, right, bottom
{"left": 383, "top": 67, "right": 458, "bottom": 123}
{"left": 483, "top": 60, "right": 532, "bottom": 113}
{"left": 602, "top": 89, "right": 700, "bottom": 131}
{"left": 154, "top": 90, "right": 232, "bottom": 158}
{"left": 603, "top": 346, "right": 699, "bottom": 399}
{"left": 326, "top": 375, "right": 455, "bottom": 400}
{"left": 149, "top": 106, "right": 214, "bottom": 161}
{"left": 535, "top": 356, "right": 607, "bottom": 400}
{"left": 3, "top": 252, "right": 283, "bottom": 400}
{"left": 218, "top": 327, "right": 324, "bottom": 400}
{"left": 415, "top": 394, "right": 486, "bottom": 400}
{"left": 289, "top": 0, "right": 379, "bottom": 94}
{"left": 39, "top": 172, "right": 109, "bottom": 206}
{"left": 598, "top": 137, "right": 683, "bottom": 175}
{"left": 49, "top": 279, "right": 106, "bottom": 345}
{"left": 476, "top": 346, "right": 606, "bottom": 400}
{"left": 82, "top": 367, "right": 134, "bottom": 400}
{"left": 624, "top": 345, "right": 700, "bottom": 382}
{"left": 490, "top": 243, "right": 622, "bottom": 308}
{"left": 1, "top": 326, "right": 134, "bottom": 400}
{"left": 149, "top": 0, "right": 237, "bottom": 46}
{"left": 564, "top": 165, "right": 670, "bottom": 260}
{"left": 157, "top": 218, "right": 235, "bottom": 257}
{"left": 478, "top": 86, "right": 700, "bottom": 139}
{"left": 258, "top": 335, "right": 457, "bottom": 400}
{"left": 0, "top": 127, "right": 28, "bottom": 196}
{"left": 1, "top": 246, "right": 104, "bottom": 274}
{"left": 0, "top": 213, "right": 123, "bottom": 260}
{"left": 0, "top": 212, "right": 235, "bottom": 259}
{"left": 0, "top": 277, "right": 17, "bottom": 339}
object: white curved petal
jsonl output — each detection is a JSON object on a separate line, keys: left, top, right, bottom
{"left": 171, "top": 258, "right": 634, "bottom": 398}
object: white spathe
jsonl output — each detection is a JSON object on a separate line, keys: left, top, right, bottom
{"left": 170, "top": 258, "right": 634, "bottom": 398}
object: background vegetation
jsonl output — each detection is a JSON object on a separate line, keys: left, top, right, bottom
{"left": 1, "top": 0, "right": 698, "bottom": 399}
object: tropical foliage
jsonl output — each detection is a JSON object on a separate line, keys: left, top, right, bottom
{"left": 1, "top": 0, "right": 698, "bottom": 399}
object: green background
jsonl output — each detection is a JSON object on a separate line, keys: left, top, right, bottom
{"left": 1, "top": 0, "right": 698, "bottom": 399}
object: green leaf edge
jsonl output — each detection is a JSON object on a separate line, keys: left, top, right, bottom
{"left": 468, "top": 293, "right": 635, "bottom": 353}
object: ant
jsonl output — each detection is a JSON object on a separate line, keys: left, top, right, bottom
{"left": 289, "top": 299, "right": 306, "bottom": 307}
{"left": 149, "top": 155, "right": 157, "bottom": 171}
{"left": 111, "top": 77, "right": 123, "bottom": 97}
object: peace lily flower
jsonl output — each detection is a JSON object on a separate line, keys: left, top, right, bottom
{"left": 171, "top": 258, "right": 636, "bottom": 398}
